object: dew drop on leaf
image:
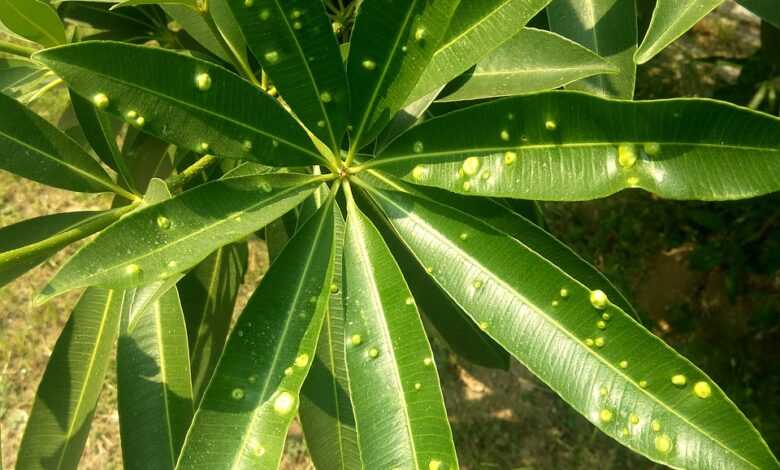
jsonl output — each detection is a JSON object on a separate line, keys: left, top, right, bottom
{"left": 412, "top": 165, "right": 427, "bottom": 181}
{"left": 231, "top": 388, "right": 245, "bottom": 400}
{"left": 619, "top": 360, "right": 629, "bottom": 369}
{"left": 599, "top": 386, "right": 608, "bottom": 397}
{"left": 602, "top": 313, "right": 610, "bottom": 321}
{"left": 126, "top": 110, "right": 138, "bottom": 120}
{"left": 284, "top": 367, "right": 293, "bottom": 376}
{"left": 596, "top": 320, "right": 607, "bottom": 330}
{"left": 93, "top": 93, "right": 109, "bottom": 109}
{"left": 329, "top": 283, "right": 339, "bottom": 294}
{"left": 156, "top": 215, "right": 171, "bottom": 230}
{"left": 545, "top": 119, "right": 557, "bottom": 131}
{"left": 293, "top": 21, "right": 302, "bottom": 30}
{"left": 295, "top": 353, "right": 309, "bottom": 368}
{"left": 125, "top": 264, "right": 141, "bottom": 277}
{"left": 589, "top": 289, "right": 608, "bottom": 310}
{"left": 290, "top": 9, "right": 302, "bottom": 19}
{"left": 244, "top": 0, "right": 254, "bottom": 7}
{"left": 671, "top": 374, "right": 687, "bottom": 387}
{"left": 361, "top": 59, "right": 377, "bottom": 71}
{"left": 618, "top": 144, "right": 638, "bottom": 168}
{"left": 693, "top": 381, "right": 712, "bottom": 399}
{"left": 167, "top": 260, "right": 177, "bottom": 268}
{"left": 320, "top": 91, "right": 332, "bottom": 103}
{"left": 423, "top": 357, "right": 433, "bottom": 366}
{"left": 405, "top": 296, "right": 414, "bottom": 305}
{"left": 594, "top": 337, "right": 605, "bottom": 348}
{"left": 644, "top": 142, "right": 661, "bottom": 156}
{"left": 350, "top": 334, "right": 362, "bottom": 346}
{"left": 428, "top": 459, "right": 443, "bottom": 470}
{"left": 500, "top": 129, "right": 510, "bottom": 141}
{"left": 629, "top": 413, "right": 640, "bottom": 425}
{"left": 259, "top": 9, "right": 271, "bottom": 20}
{"left": 472, "top": 279, "right": 483, "bottom": 289}
{"left": 654, "top": 434, "right": 673, "bottom": 453}
{"left": 413, "top": 141, "right": 424, "bottom": 153}
{"left": 462, "top": 181, "right": 471, "bottom": 192}
{"left": 195, "top": 72, "right": 212, "bottom": 91}
{"left": 479, "top": 321, "right": 489, "bottom": 331}
{"left": 248, "top": 374, "right": 257, "bottom": 384}
{"left": 462, "top": 156, "right": 480, "bottom": 176}
{"left": 627, "top": 176, "right": 640, "bottom": 187}
{"left": 503, "top": 151, "right": 517, "bottom": 166}
{"left": 273, "top": 391, "right": 296, "bottom": 415}
{"left": 264, "top": 51, "right": 280, "bottom": 63}
{"left": 367, "top": 347, "right": 380, "bottom": 359}
{"left": 585, "top": 338, "right": 594, "bottom": 347}
{"left": 599, "top": 408, "right": 614, "bottom": 423}
{"left": 414, "top": 383, "right": 422, "bottom": 391}
{"left": 559, "top": 288, "right": 569, "bottom": 298}
{"left": 459, "top": 232, "right": 469, "bottom": 241}
{"left": 639, "top": 380, "right": 648, "bottom": 388}
{"left": 651, "top": 419, "right": 662, "bottom": 432}
{"left": 242, "top": 140, "right": 253, "bottom": 153}
{"left": 135, "top": 116, "right": 145, "bottom": 127}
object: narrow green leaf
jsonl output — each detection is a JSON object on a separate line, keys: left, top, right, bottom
{"left": 35, "top": 41, "right": 325, "bottom": 167}
{"left": 407, "top": 0, "right": 552, "bottom": 104}
{"left": 160, "top": 4, "right": 247, "bottom": 66}
{"left": 176, "top": 196, "right": 337, "bottom": 469}
{"left": 342, "top": 188, "right": 458, "bottom": 470}
{"left": 0, "top": 92, "right": 119, "bottom": 194}
{"left": 118, "top": 286, "right": 194, "bottom": 470}
{"left": 117, "top": 0, "right": 200, "bottom": 9}
{"left": 377, "top": 87, "right": 442, "bottom": 152}
{"left": 371, "top": 91, "right": 780, "bottom": 201}
{"left": 346, "top": 0, "right": 460, "bottom": 149}
{"left": 300, "top": 203, "right": 363, "bottom": 470}
{"left": 737, "top": 0, "right": 780, "bottom": 28}
{"left": 179, "top": 242, "right": 248, "bottom": 404}
{"left": 0, "top": 209, "right": 127, "bottom": 288}
{"left": 438, "top": 28, "right": 618, "bottom": 102}
{"left": 227, "top": 0, "right": 349, "bottom": 150}
{"left": 635, "top": 0, "right": 725, "bottom": 64}
{"left": 58, "top": 1, "right": 157, "bottom": 34}
{"left": 38, "top": 173, "right": 325, "bottom": 301}
{"left": 363, "top": 182, "right": 780, "bottom": 470}
{"left": 17, "top": 288, "right": 125, "bottom": 470}
{"left": 547, "top": 0, "right": 637, "bottom": 99}
{"left": 0, "top": 0, "right": 66, "bottom": 47}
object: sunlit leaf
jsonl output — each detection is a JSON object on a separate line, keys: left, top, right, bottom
{"left": 0, "top": 0, "right": 66, "bottom": 47}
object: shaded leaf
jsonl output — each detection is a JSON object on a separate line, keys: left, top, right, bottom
{"left": 0, "top": 0, "right": 65, "bottom": 47}
{"left": 737, "top": 0, "right": 780, "bottom": 29}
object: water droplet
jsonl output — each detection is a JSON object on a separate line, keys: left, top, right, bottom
{"left": 618, "top": 144, "right": 637, "bottom": 169}
{"left": 259, "top": 8, "right": 271, "bottom": 20}
{"left": 401, "top": 45, "right": 408, "bottom": 52}
{"left": 317, "top": 120, "right": 326, "bottom": 128}
{"left": 405, "top": 296, "right": 414, "bottom": 305}
{"left": 125, "top": 264, "right": 141, "bottom": 277}
{"left": 599, "top": 386, "right": 608, "bottom": 397}
{"left": 551, "top": 300, "right": 560, "bottom": 307}
{"left": 423, "top": 357, "right": 433, "bottom": 366}
{"left": 135, "top": 116, "right": 145, "bottom": 127}
{"left": 295, "top": 353, "right": 309, "bottom": 368}
{"left": 462, "top": 181, "right": 471, "bottom": 192}
{"left": 500, "top": 129, "right": 510, "bottom": 141}
{"left": 428, "top": 459, "right": 442, "bottom": 470}
{"left": 507, "top": 112, "right": 515, "bottom": 120}
{"left": 651, "top": 419, "right": 662, "bottom": 432}
{"left": 156, "top": 215, "right": 171, "bottom": 230}
{"left": 629, "top": 413, "right": 640, "bottom": 425}
{"left": 273, "top": 391, "right": 296, "bottom": 415}
{"left": 585, "top": 338, "right": 594, "bottom": 347}
{"left": 619, "top": 427, "right": 630, "bottom": 438}
{"left": 414, "top": 382, "right": 422, "bottom": 391}
{"left": 330, "top": 283, "right": 339, "bottom": 294}
{"left": 241, "top": 140, "right": 253, "bottom": 153}
{"left": 256, "top": 446, "right": 265, "bottom": 457}
{"left": 596, "top": 320, "right": 607, "bottom": 330}
{"left": 594, "top": 337, "right": 605, "bottom": 348}
{"left": 693, "top": 381, "right": 711, "bottom": 399}
{"left": 195, "top": 72, "right": 212, "bottom": 91}
{"left": 231, "top": 388, "right": 245, "bottom": 400}
{"left": 291, "top": 9, "right": 302, "bottom": 19}
{"left": 93, "top": 93, "right": 109, "bottom": 109}
{"left": 459, "top": 232, "right": 469, "bottom": 241}
{"left": 412, "top": 165, "right": 427, "bottom": 181}
{"left": 472, "top": 279, "right": 483, "bottom": 289}
{"left": 244, "top": 0, "right": 254, "bottom": 7}
{"left": 284, "top": 367, "right": 294, "bottom": 376}
{"left": 545, "top": 120, "right": 557, "bottom": 131}
{"left": 167, "top": 260, "right": 177, "bottom": 268}
{"left": 367, "top": 347, "right": 380, "bottom": 359}
{"left": 293, "top": 21, "right": 302, "bottom": 30}
{"left": 320, "top": 91, "right": 332, "bottom": 103}
{"left": 599, "top": 408, "right": 614, "bottom": 423}
{"left": 415, "top": 27, "right": 426, "bottom": 42}
{"left": 619, "top": 360, "right": 629, "bottom": 369}
{"left": 425, "top": 266, "right": 434, "bottom": 274}
{"left": 361, "top": 59, "right": 377, "bottom": 71}
{"left": 479, "top": 321, "right": 488, "bottom": 331}
{"left": 671, "top": 374, "right": 687, "bottom": 387}
{"left": 248, "top": 374, "right": 258, "bottom": 384}
{"left": 644, "top": 142, "right": 661, "bottom": 156}
{"left": 237, "top": 329, "right": 244, "bottom": 337}
{"left": 590, "top": 289, "right": 608, "bottom": 310}
{"left": 412, "top": 141, "right": 424, "bottom": 154}
{"left": 626, "top": 176, "right": 640, "bottom": 187}
{"left": 602, "top": 313, "right": 610, "bottom": 321}
{"left": 126, "top": 110, "right": 138, "bottom": 120}
{"left": 198, "top": 142, "right": 209, "bottom": 153}
{"left": 503, "top": 151, "right": 517, "bottom": 166}
{"left": 654, "top": 434, "right": 673, "bottom": 454}
{"left": 271, "top": 140, "right": 279, "bottom": 148}
{"left": 350, "top": 334, "right": 363, "bottom": 346}
{"left": 264, "top": 51, "right": 280, "bottom": 63}
{"left": 462, "top": 156, "right": 480, "bottom": 176}
{"left": 639, "top": 380, "right": 648, "bottom": 388}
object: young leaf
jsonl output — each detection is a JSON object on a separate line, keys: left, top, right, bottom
{"left": 547, "top": 0, "right": 637, "bottom": 99}
{"left": 438, "top": 28, "right": 618, "bottom": 102}
{"left": 371, "top": 91, "right": 780, "bottom": 201}
{"left": 407, "top": 0, "right": 552, "bottom": 104}
{"left": 35, "top": 42, "right": 325, "bottom": 167}
{"left": 635, "top": 0, "right": 725, "bottom": 64}
{"left": 227, "top": 0, "right": 349, "bottom": 151}
{"left": 0, "top": 92, "right": 121, "bottom": 195}
{"left": 179, "top": 242, "right": 248, "bottom": 404}
{"left": 346, "top": 0, "right": 459, "bottom": 149}
{"left": 341, "top": 187, "right": 458, "bottom": 470}
{"left": 118, "top": 286, "right": 194, "bottom": 470}
{"left": 16, "top": 288, "right": 125, "bottom": 470}
{"left": 38, "top": 173, "right": 325, "bottom": 301}
{"left": 362, "top": 183, "right": 780, "bottom": 470}
{"left": 0, "top": 0, "right": 65, "bottom": 47}
{"left": 176, "top": 196, "right": 337, "bottom": 469}
{"left": 299, "top": 203, "right": 364, "bottom": 470}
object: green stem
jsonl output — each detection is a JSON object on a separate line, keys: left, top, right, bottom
{"left": 0, "top": 204, "right": 138, "bottom": 267}
{"left": 166, "top": 154, "right": 219, "bottom": 190}
{"left": 0, "top": 39, "right": 38, "bottom": 58}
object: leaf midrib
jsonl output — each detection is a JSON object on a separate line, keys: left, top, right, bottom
{"left": 151, "top": 299, "right": 178, "bottom": 469}
{"left": 368, "top": 186, "right": 761, "bottom": 470}
{"left": 4, "top": 0, "right": 60, "bottom": 46}
{"left": 435, "top": 0, "right": 515, "bottom": 55}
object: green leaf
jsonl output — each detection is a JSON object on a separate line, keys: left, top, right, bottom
{"left": 117, "top": 0, "right": 201, "bottom": 9}
{"left": 58, "top": 1, "right": 157, "bottom": 34}
{"left": 299, "top": 203, "right": 363, "bottom": 470}
{"left": 407, "top": 0, "right": 552, "bottom": 104}
{"left": 0, "top": 0, "right": 66, "bottom": 47}
{"left": 361, "top": 182, "right": 780, "bottom": 470}
{"left": 35, "top": 41, "right": 325, "bottom": 167}
{"left": 17, "top": 288, "right": 125, "bottom": 470}
{"left": 118, "top": 285, "right": 194, "bottom": 470}
{"left": 0, "top": 58, "right": 43, "bottom": 95}
{"left": 0, "top": 208, "right": 128, "bottom": 288}
{"left": 0, "top": 92, "right": 121, "bottom": 195}
{"left": 635, "top": 0, "right": 725, "bottom": 65}
{"left": 346, "top": 0, "right": 460, "bottom": 149}
{"left": 179, "top": 242, "right": 248, "bottom": 404}
{"left": 737, "top": 0, "right": 780, "bottom": 28}
{"left": 547, "top": 0, "right": 637, "bottom": 99}
{"left": 438, "top": 28, "right": 618, "bottom": 102}
{"left": 176, "top": 195, "right": 337, "bottom": 469}
{"left": 370, "top": 91, "right": 780, "bottom": 201}
{"left": 227, "top": 0, "right": 349, "bottom": 151}
{"left": 38, "top": 173, "right": 325, "bottom": 301}
{"left": 160, "top": 4, "right": 245, "bottom": 66}
{"left": 341, "top": 187, "right": 458, "bottom": 470}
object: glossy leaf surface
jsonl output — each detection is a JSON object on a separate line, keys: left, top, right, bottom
{"left": 0, "top": 92, "right": 117, "bottom": 194}
{"left": 346, "top": 0, "right": 459, "bottom": 148}
{"left": 39, "top": 173, "right": 324, "bottom": 300}
{"left": 35, "top": 42, "right": 324, "bottom": 167}
{"left": 438, "top": 28, "right": 617, "bottom": 102}
{"left": 547, "top": 0, "right": 637, "bottom": 99}
{"left": 176, "top": 197, "right": 336, "bottom": 469}
{"left": 407, "top": 0, "right": 552, "bottom": 104}
{"left": 17, "top": 288, "right": 124, "bottom": 470}
{"left": 227, "top": 0, "right": 348, "bottom": 150}
{"left": 635, "top": 0, "right": 725, "bottom": 64}
{"left": 364, "top": 183, "right": 780, "bottom": 470}
{"left": 373, "top": 91, "right": 780, "bottom": 201}
{"left": 0, "top": 0, "right": 65, "bottom": 47}
{"left": 342, "top": 191, "right": 458, "bottom": 470}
